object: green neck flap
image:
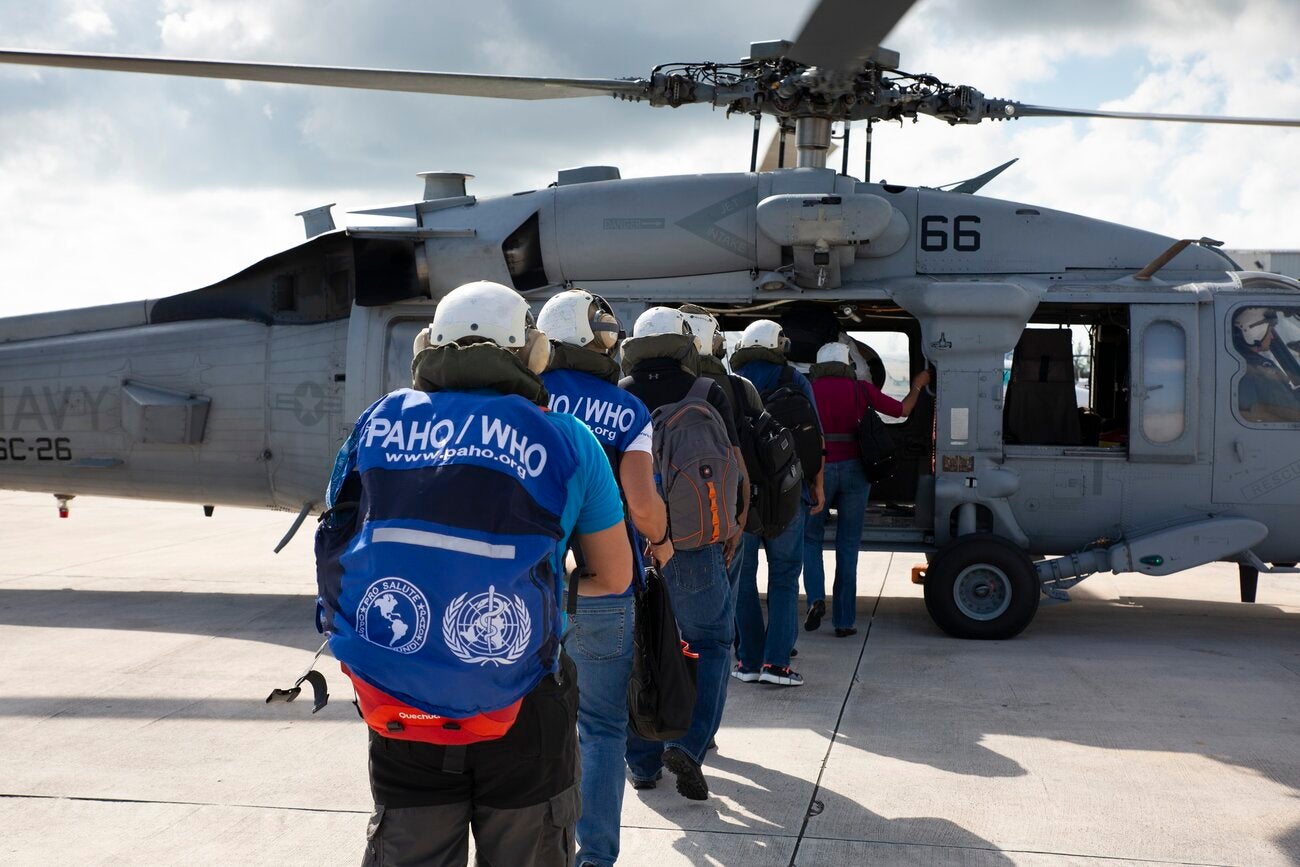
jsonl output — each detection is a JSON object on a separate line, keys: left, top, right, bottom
{"left": 411, "top": 342, "right": 549, "bottom": 406}
{"left": 619, "top": 333, "right": 700, "bottom": 377}
{"left": 729, "top": 345, "right": 786, "bottom": 371}
{"left": 547, "top": 341, "right": 622, "bottom": 385}
{"left": 698, "top": 354, "right": 728, "bottom": 377}
{"left": 809, "top": 361, "right": 856, "bottom": 381}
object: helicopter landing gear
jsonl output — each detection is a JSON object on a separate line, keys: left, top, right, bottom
{"left": 1238, "top": 563, "right": 1258, "bottom": 604}
{"left": 924, "top": 534, "right": 1040, "bottom": 640}
{"left": 54, "top": 493, "right": 74, "bottom": 518}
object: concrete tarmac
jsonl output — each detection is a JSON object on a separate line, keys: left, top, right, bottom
{"left": 0, "top": 491, "right": 1296, "bottom": 866}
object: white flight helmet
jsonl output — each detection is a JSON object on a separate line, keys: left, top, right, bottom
{"left": 679, "top": 304, "right": 724, "bottom": 357}
{"left": 633, "top": 306, "right": 693, "bottom": 339}
{"left": 739, "top": 319, "right": 791, "bottom": 355}
{"left": 426, "top": 280, "right": 550, "bottom": 373}
{"left": 1234, "top": 307, "right": 1276, "bottom": 347}
{"left": 537, "top": 288, "right": 623, "bottom": 351}
{"left": 815, "top": 342, "right": 852, "bottom": 366}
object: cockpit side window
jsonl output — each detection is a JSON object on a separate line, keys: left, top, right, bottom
{"left": 1229, "top": 304, "right": 1300, "bottom": 424}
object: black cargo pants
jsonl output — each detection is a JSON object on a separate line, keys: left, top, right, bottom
{"left": 361, "top": 652, "right": 580, "bottom": 867}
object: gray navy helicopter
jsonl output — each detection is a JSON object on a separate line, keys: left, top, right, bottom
{"left": 2, "top": 0, "right": 1298, "bottom": 639}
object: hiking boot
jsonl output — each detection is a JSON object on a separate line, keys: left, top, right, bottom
{"left": 631, "top": 771, "right": 662, "bottom": 790}
{"left": 731, "top": 664, "right": 761, "bottom": 683}
{"left": 834, "top": 627, "right": 858, "bottom": 638}
{"left": 759, "top": 664, "right": 804, "bottom": 686}
{"left": 662, "top": 746, "right": 709, "bottom": 800}
{"left": 804, "top": 599, "right": 825, "bottom": 631}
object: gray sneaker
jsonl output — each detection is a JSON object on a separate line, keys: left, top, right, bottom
{"left": 759, "top": 665, "right": 804, "bottom": 686}
{"left": 731, "top": 664, "right": 761, "bottom": 683}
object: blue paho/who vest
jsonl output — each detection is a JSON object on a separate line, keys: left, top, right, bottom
{"left": 317, "top": 388, "right": 578, "bottom": 721}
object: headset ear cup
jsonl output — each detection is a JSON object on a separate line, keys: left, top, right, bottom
{"left": 523, "top": 328, "right": 552, "bottom": 374}
{"left": 593, "top": 312, "right": 619, "bottom": 350}
{"left": 413, "top": 326, "right": 432, "bottom": 356}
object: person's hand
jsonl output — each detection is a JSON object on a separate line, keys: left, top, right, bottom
{"left": 650, "top": 538, "right": 675, "bottom": 568}
{"left": 723, "top": 532, "right": 740, "bottom": 565}
{"left": 912, "top": 369, "right": 931, "bottom": 391}
{"left": 809, "top": 476, "right": 826, "bottom": 516}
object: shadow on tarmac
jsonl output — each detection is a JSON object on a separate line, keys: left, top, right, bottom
{"left": 0, "top": 588, "right": 318, "bottom": 650}
{"left": 1, "top": 585, "right": 1295, "bottom": 861}
{"left": 637, "top": 753, "right": 1013, "bottom": 867}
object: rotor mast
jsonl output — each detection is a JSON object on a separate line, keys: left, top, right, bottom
{"left": 795, "top": 116, "right": 833, "bottom": 168}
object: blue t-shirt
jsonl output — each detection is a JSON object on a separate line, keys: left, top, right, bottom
{"left": 543, "top": 367, "right": 654, "bottom": 594}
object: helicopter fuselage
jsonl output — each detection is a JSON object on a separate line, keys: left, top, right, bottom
{"left": 2, "top": 167, "right": 1296, "bottom": 635}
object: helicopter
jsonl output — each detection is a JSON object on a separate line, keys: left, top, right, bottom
{"left": 1, "top": 0, "right": 1298, "bottom": 640}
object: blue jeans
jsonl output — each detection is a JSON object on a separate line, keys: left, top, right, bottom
{"left": 626, "top": 544, "right": 732, "bottom": 777}
{"left": 567, "top": 592, "right": 635, "bottom": 867}
{"left": 736, "top": 507, "right": 806, "bottom": 670}
{"left": 803, "top": 460, "right": 870, "bottom": 629}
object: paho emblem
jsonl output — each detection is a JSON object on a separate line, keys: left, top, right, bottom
{"left": 442, "top": 585, "right": 532, "bottom": 667}
{"left": 356, "top": 578, "right": 431, "bottom": 654}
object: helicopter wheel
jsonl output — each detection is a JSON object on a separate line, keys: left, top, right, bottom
{"left": 923, "top": 534, "right": 1040, "bottom": 640}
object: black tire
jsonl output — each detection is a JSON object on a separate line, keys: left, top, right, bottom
{"left": 923, "top": 534, "right": 1040, "bottom": 640}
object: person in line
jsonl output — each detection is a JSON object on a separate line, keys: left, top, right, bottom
{"left": 320, "top": 281, "right": 632, "bottom": 866}
{"left": 802, "top": 341, "right": 930, "bottom": 636}
{"left": 620, "top": 306, "right": 747, "bottom": 801}
{"left": 678, "top": 304, "right": 762, "bottom": 750}
{"left": 729, "top": 319, "right": 825, "bottom": 687}
{"left": 537, "top": 288, "right": 672, "bottom": 867}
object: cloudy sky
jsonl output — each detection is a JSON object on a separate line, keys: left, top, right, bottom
{"left": 1, "top": 0, "right": 1297, "bottom": 316}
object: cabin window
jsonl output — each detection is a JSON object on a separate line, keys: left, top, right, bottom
{"left": 385, "top": 319, "right": 429, "bottom": 394}
{"left": 1229, "top": 304, "right": 1300, "bottom": 424}
{"left": 1139, "top": 321, "right": 1186, "bottom": 444}
{"left": 847, "top": 330, "right": 912, "bottom": 424}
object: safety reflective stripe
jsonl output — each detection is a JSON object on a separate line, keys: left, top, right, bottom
{"left": 372, "top": 527, "right": 517, "bottom": 560}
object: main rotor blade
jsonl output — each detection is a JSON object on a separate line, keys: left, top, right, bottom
{"left": 1014, "top": 103, "right": 1300, "bottom": 128}
{"left": 787, "top": 0, "right": 919, "bottom": 71}
{"left": 0, "top": 49, "right": 645, "bottom": 101}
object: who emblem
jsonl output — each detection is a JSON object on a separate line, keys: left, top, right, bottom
{"left": 442, "top": 585, "right": 533, "bottom": 666}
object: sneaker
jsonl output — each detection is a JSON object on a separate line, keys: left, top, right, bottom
{"left": 804, "top": 599, "right": 825, "bottom": 632}
{"left": 663, "top": 746, "right": 709, "bottom": 800}
{"left": 631, "top": 771, "right": 662, "bottom": 790}
{"left": 759, "top": 664, "right": 804, "bottom": 686}
{"left": 834, "top": 627, "right": 858, "bottom": 638}
{"left": 731, "top": 664, "right": 761, "bottom": 683}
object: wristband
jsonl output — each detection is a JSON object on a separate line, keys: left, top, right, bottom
{"left": 652, "top": 530, "right": 670, "bottom": 546}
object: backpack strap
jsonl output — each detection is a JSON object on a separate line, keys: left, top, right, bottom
{"left": 686, "top": 376, "right": 714, "bottom": 402}
{"left": 567, "top": 542, "right": 590, "bottom": 617}
{"left": 779, "top": 365, "right": 794, "bottom": 387}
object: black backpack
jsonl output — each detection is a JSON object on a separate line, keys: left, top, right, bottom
{"left": 762, "top": 366, "right": 824, "bottom": 480}
{"left": 740, "top": 407, "right": 804, "bottom": 537}
{"left": 627, "top": 562, "right": 699, "bottom": 741}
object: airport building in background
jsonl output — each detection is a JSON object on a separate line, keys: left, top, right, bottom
{"left": 1226, "top": 249, "right": 1300, "bottom": 280}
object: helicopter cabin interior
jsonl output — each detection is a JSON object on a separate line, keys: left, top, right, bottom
{"left": 702, "top": 299, "right": 1138, "bottom": 551}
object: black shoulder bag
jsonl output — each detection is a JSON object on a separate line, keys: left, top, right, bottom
{"left": 853, "top": 383, "right": 898, "bottom": 483}
{"left": 626, "top": 559, "right": 698, "bottom": 741}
